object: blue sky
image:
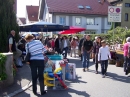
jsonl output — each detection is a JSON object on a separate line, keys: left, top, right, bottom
{"left": 17, "top": 0, "right": 39, "bottom": 17}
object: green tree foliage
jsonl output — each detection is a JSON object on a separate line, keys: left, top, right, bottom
{"left": 0, "top": 0, "right": 19, "bottom": 52}
{"left": 107, "top": 27, "right": 130, "bottom": 44}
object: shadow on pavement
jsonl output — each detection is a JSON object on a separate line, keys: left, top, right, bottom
{"left": 66, "top": 76, "right": 87, "bottom": 84}
{"left": 106, "top": 72, "right": 130, "bottom": 83}
{"left": 0, "top": 64, "right": 32, "bottom": 96}
{"left": 18, "top": 88, "right": 90, "bottom": 97}
{"left": 69, "top": 58, "right": 94, "bottom": 68}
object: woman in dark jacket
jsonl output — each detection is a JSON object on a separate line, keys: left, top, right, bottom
{"left": 93, "top": 36, "right": 102, "bottom": 74}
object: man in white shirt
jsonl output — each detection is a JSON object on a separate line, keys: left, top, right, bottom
{"left": 98, "top": 40, "right": 111, "bottom": 78}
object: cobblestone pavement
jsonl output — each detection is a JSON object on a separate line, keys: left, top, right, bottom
{"left": 14, "top": 57, "right": 130, "bottom": 97}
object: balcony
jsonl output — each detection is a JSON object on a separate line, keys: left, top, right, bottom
{"left": 86, "top": 24, "right": 100, "bottom": 30}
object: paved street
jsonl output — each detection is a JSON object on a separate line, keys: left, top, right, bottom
{"left": 14, "top": 57, "right": 130, "bottom": 97}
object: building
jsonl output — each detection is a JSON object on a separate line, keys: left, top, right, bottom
{"left": 39, "top": 0, "right": 112, "bottom": 34}
{"left": 110, "top": 0, "right": 130, "bottom": 28}
{"left": 13, "top": 0, "right": 17, "bottom": 14}
{"left": 26, "top": 6, "right": 39, "bottom": 23}
{"left": 17, "top": 18, "right": 26, "bottom": 25}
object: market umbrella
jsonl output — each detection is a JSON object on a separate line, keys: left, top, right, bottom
{"left": 59, "top": 26, "right": 86, "bottom": 34}
{"left": 19, "top": 21, "right": 69, "bottom": 32}
{"left": 22, "top": 32, "right": 39, "bottom": 37}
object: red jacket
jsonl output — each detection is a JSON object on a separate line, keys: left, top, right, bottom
{"left": 51, "top": 40, "right": 55, "bottom": 48}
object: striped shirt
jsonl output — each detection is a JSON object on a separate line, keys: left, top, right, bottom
{"left": 26, "top": 40, "right": 47, "bottom": 60}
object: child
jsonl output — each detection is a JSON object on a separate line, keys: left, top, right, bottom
{"left": 98, "top": 40, "right": 111, "bottom": 78}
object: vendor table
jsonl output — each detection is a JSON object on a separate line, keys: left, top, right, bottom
{"left": 110, "top": 50, "right": 124, "bottom": 67}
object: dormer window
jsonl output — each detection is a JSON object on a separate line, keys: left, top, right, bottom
{"left": 78, "top": 5, "right": 84, "bottom": 9}
{"left": 86, "top": 6, "right": 91, "bottom": 9}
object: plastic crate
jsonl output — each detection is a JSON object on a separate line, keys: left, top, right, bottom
{"left": 47, "top": 55, "right": 63, "bottom": 60}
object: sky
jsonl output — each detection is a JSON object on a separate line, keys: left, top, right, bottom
{"left": 17, "top": 0, "right": 39, "bottom": 17}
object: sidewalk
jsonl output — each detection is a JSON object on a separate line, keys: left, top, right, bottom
{"left": 14, "top": 57, "right": 130, "bottom": 97}
{"left": 0, "top": 64, "right": 32, "bottom": 97}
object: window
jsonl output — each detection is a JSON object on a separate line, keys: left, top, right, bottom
{"left": 125, "top": 3, "right": 130, "bottom": 7}
{"left": 108, "top": 22, "right": 111, "bottom": 25}
{"left": 78, "top": 5, "right": 84, "bottom": 9}
{"left": 86, "top": 6, "right": 91, "bottom": 9}
{"left": 75, "top": 17, "right": 81, "bottom": 25}
{"left": 125, "top": 13, "right": 128, "bottom": 21}
{"left": 87, "top": 18, "right": 94, "bottom": 25}
{"left": 49, "top": 17, "right": 51, "bottom": 22}
{"left": 59, "top": 17, "right": 66, "bottom": 25}
{"left": 85, "top": 31, "right": 96, "bottom": 34}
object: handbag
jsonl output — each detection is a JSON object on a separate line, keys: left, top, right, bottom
{"left": 25, "top": 44, "right": 31, "bottom": 62}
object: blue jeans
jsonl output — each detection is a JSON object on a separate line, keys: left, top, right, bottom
{"left": 62, "top": 47, "right": 68, "bottom": 58}
{"left": 82, "top": 51, "right": 90, "bottom": 68}
{"left": 101, "top": 60, "right": 108, "bottom": 75}
{"left": 123, "top": 56, "right": 130, "bottom": 72}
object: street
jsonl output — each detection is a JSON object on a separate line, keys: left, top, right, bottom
{"left": 14, "top": 57, "right": 130, "bottom": 97}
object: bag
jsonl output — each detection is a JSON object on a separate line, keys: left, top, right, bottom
{"left": 128, "top": 44, "right": 130, "bottom": 58}
{"left": 15, "top": 57, "right": 23, "bottom": 66}
{"left": 25, "top": 44, "right": 31, "bottom": 62}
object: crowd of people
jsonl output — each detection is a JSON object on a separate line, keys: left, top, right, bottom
{"left": 8, "top": 30, "right": 130, "bottom": 95}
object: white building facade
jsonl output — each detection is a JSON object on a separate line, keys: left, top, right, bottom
{"left": 39, "top": 0, "right": 111, "bottom": 34}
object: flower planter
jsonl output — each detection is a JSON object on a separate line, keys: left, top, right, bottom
{"left": 0, "top": 53, "right": 14, "bottom": 89}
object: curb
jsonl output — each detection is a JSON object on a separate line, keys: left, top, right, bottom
{"left": 6, "top": 82, "right": 32, "bottom": 97}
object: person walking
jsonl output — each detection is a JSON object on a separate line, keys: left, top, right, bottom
{"left": 98, "top": 40, "right": 111, "bottom": 78}
{"left": 81, "top": 34, "right": 93, "bottom": 72}
{"left": 70, "top": 38, "right": 77, "bottom": 57}
{"left": 25, "top": 34, "right": 47, "bottom": 95}
{"left": 61, "top": 36, "right": 70, "bottom": 58}
{"left": 55, "top": 34, "right": 62, "bottom": 54}
{"left": 93, "top": 36, "right": 102, "bottom": 74}
{"left": 51, "top": 38, "right": 55, "bottom": 50}
{"left": 123, "top": 37, "right": 130, "bottom": 75}
{"left": 79, "top": 34, "right": 86, "bottom": 61}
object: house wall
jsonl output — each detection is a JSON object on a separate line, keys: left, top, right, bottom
{"left": 52, "top": 14, "right": 111, "bottom": 34}
{"left": 42, "top": 3, "right": 111, "bottom": 34}
{"left": 121, "top": 0, "right": 130, "bottom": 28}
{"left": 17, "top": 18, "right": 23, "bottom": 25}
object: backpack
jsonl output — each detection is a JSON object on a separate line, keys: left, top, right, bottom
{"left": 128, "top": 43, "right": 130, "bottom": 58}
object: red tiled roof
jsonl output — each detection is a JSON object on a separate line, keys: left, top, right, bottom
{"left": 19, "top": 18, "right": 26, "bottom": 24}
{"left": 46, "top": 0, "right": 110, "bottom": 15}
{"left": 26, "top": 6, "right": 39, "bottom": 21}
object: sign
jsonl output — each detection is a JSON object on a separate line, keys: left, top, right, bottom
{"left": 108, "top": 6, "right": 122, "bottom": 22}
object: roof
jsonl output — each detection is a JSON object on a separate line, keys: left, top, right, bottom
{"left": 26, "top": 6, "right": 39, "bottom": 21}
{"left": 109, "top": 0, "right": 123, "bottom": 4}
{"left": 19, "top": 18, "right": 26, "bottom": 24}
{"left": 107, "top": 0, "right": 118, "bottom": 3}
{"left": 46, "top": 0, "right": 110, "bottom": 15}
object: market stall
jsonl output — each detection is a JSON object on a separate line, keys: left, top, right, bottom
{"left": 110, "top": 50, "right": 124, "bottom": 67}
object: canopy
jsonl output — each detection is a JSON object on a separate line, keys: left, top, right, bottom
{"left": 19, "top": 21, "right": 69, "bottom": 32}
{"left": 59, "top": 26, "right": 86, "bottom": 34}
{"left": 22, "top": 32, "right": 39, "bottom": 37}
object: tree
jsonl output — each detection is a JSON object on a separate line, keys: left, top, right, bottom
{"left": 0, "top": 0, "right": 19, "bottom": 52}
